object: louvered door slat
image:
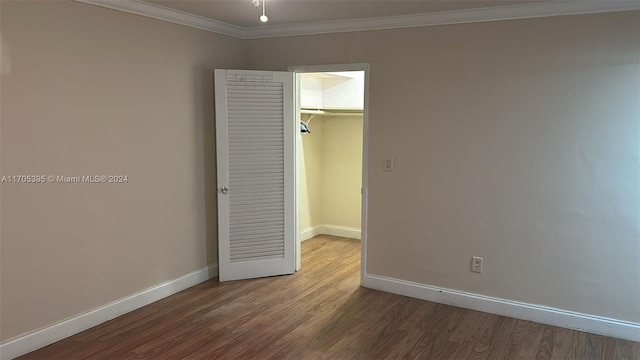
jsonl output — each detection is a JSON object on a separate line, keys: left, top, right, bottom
{"left": 229, "top": 226, "right": 284, "bottom": 236}
{"left": 228, "top": 80, "right": 284, "bottom": 262}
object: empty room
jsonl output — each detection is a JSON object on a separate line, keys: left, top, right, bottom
{"left": 1, "top": 0, "right": 639, "bottom": 359}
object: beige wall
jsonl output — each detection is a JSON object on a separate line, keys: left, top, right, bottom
{"left": 321, "top": 116, "right": 363, "bottom": 229}
{"left": 299, "top": 115, "right": 363, "bottom": 232}
{"left": 1, "top": 0, "right": 638, "bottom": 345}
{"left": 299, "top": 116, "right": 324, "bottom": 230}
{"left": 248, "top": 11, "right": 640, "bottom": 323}
{"left": 0, "top": 1, "right": 245, "bottom": 341}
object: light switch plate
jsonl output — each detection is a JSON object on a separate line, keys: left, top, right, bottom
{"left": 384, "top": 157, "right": 394, "bottom": 171}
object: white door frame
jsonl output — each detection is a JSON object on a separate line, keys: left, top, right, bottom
{"left": 288, "top": 63, "right": 370, "bottom": 285}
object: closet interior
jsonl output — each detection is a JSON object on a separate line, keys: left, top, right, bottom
{"left": 298, "top": 71, "right": 365, "bottom": 242}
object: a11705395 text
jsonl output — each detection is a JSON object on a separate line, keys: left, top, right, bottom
{"left": 0, "top": 175, "right": 129, "bottom": 184}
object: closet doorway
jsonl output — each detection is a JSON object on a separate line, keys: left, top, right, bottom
{"left": 290, "top": 64, "right": 369, "bottom": 278}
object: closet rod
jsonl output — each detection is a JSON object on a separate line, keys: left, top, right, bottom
{"left": 300, "top": 108, "right": 363, "bottom": 116}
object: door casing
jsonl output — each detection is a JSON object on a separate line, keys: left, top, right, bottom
{"left": 288, "top": 63, "right": 370, "bottom": 285}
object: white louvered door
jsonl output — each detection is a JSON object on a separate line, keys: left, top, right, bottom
{"left": 214, "top": 69, "right": 295, "bottom": 282}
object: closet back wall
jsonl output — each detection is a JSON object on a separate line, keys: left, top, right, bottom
{"left": 300, "top": 115, "right": 363, "bottom": 239}
{"left": 300, "top": 116, "right": 324, "bottom": 232}
{"left": 322, "top": 115, "right": 363, "bottom": 231}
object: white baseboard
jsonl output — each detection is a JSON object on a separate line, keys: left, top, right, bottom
{"left": 301, "top": 225, "right": 323, "bottom": 241}
{"left": 319, "top": 225, "right": 361, "bottom": 240}
{"left": 0, "top": 264, "right": 219, "bottom": 360}
{"left": 362, "top": 273, "right": 640, "bottom": 342}
{"left": 301, "top": 225, "right": 361, "bottom": 241}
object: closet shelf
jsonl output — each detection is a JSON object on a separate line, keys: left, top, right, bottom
{"left": 300, "top": 108, "right": 363, "bottom": 116}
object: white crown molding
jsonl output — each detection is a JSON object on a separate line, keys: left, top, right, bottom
{"left": 74, "top": 0, "right": 639, "bottom": 39}
{"left": 245, "top": 1, "right": 640, "bottom": 39}
{"left": 74, "top": 0, "right": 247, "bottom": 38}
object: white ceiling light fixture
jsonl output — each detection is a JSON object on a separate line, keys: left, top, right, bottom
{"left": 252, "top": 0, "right": 268, "bottom": 23}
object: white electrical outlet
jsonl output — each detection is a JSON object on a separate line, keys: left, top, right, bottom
{"left": 471, "top": 256, "right": 483, "bottom": 273}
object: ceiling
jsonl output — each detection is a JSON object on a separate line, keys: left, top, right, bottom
{"left": 144, "top": 0, "right": 548, "bottom": 28}
{"left": 77, "top": 0, "right": 639, "bottom": 38}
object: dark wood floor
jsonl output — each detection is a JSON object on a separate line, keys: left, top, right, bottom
{"left": 19, "top": 235, "right": 639, "bottom": 359}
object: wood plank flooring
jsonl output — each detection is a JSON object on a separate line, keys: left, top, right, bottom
{"left": 19, "top": 235, "right": 639, "bottom": 359}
